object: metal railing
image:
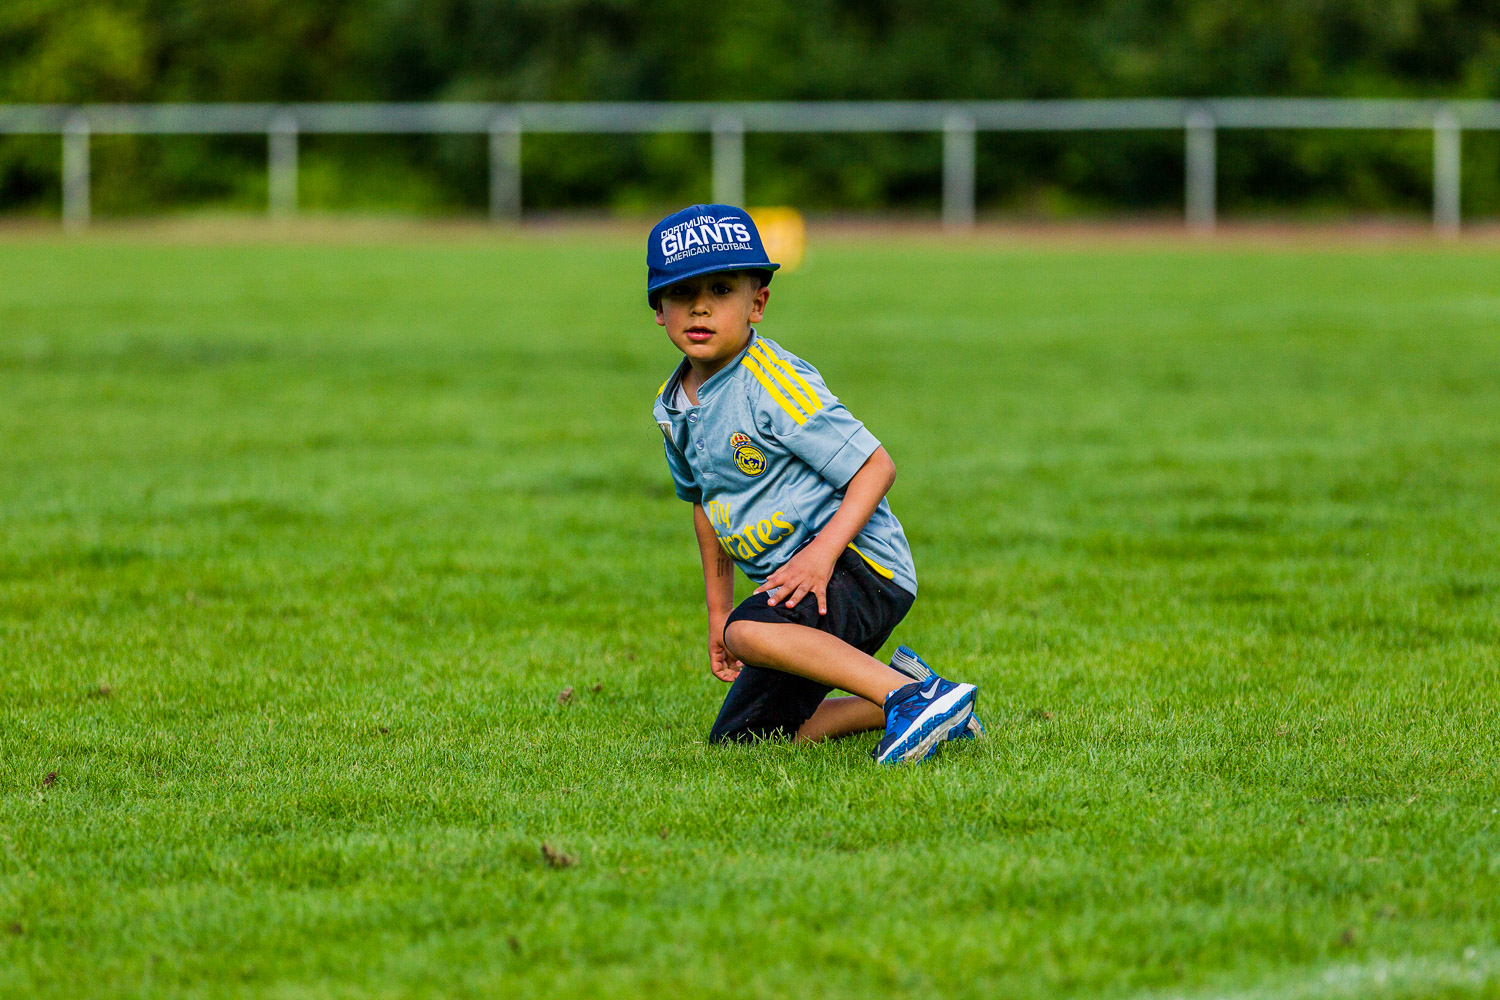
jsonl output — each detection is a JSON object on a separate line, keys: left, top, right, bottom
{"left": 4, "top": 99, "right": 1497, "bottom": 232}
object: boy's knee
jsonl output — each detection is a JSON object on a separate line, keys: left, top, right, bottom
{"left": 722, "top": 619, "right": 747, "bottom": 658}
{"left": 722, "top": 618, "right": 772, "bottom": 662}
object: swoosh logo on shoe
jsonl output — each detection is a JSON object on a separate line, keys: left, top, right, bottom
{"left": 920, "top": 680, "right": 940, "bottom": 700}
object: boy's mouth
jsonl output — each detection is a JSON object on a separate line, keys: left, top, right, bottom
{"left": 685, "top": 326, "right": 714, "bottom": 343}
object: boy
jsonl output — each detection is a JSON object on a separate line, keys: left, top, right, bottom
{"left": 648, "top": 204, "right": 982, "bottom": 764}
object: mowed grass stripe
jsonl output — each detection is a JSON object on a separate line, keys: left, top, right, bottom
{"left": 1, "top": 234, "right": 1497, "bottom": 998}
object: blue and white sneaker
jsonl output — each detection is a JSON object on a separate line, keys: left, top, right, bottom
{"left": 890, "top": 645, "right": 986, "bottom": 739}
{"left": 873, "top": 677, "right": 977, "bottom": 764}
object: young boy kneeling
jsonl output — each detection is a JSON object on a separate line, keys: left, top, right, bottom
{"left": 648, "top": 205, "right": 982, "bottom": 764}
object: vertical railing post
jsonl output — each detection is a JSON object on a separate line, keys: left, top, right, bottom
{"left": 1185, "top": 109, "right": 1216, "bottom": 233}
{"left": 62, "top": 111, "right": 90, "bottom": 230}
{"left": 942, "top": 111, "right": 976, "bottom": 230}
{"left": 711, "top": 113, "right": 745, "bottom": 206}
{"left": 489, "top": 113, "right": 522, "bottom": 222}
{"left": 268, "top": 112, "right": 298, "bottom": 218}
{"left": 1433, "top": 107, "right": 1461, "bottom": 237}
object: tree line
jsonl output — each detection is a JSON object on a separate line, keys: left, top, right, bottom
{"left": 2, "top": 0, "right": 1497, "bottom": 218}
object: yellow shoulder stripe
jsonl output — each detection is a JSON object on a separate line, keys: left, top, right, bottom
{"left": 656, "top": 379, "right": 669, "bottom": 399}
{"left": 848, "top": 543, "right": 896, "bottom": 580}
{"left": 741, "top": 355, "right": 806, "bottom": 425}
{"left": 757, "top": 343, "right": 823, "bottom": 413}
{"left": 748, "top": 344, "right": 818, "bottom": 417}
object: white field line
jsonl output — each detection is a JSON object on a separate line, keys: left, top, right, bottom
{"left": 1145, "top": 948, "right": 1498, "bottom": 1000}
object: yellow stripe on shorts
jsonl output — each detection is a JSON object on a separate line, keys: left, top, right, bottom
{"left": 848, "top": 543, "right": 895, "bottom": 580}
{"left": 741, "top": 355, "right": 807, "bottom": 425}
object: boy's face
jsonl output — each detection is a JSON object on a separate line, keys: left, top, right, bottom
{"left": 655, "top": 270, "right": 769, "bottom": 370}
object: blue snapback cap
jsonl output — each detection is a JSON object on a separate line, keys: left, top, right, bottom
{"left": 647, "top": 204, "right": 780, "bottom": 303}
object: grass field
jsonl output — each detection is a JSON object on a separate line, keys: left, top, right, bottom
{"left": 2, "top": 226, "right": 1499, "bottom": 999}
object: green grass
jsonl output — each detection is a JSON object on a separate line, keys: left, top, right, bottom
{"left": 2, "top": 228, "right": 1499, "bottom": 999}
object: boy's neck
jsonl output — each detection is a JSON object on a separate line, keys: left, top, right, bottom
{"left": 681, "top": 328, "right": 754, "bottom": 402}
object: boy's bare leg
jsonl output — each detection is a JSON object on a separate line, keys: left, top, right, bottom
{"left": 723, "top": 619, "right": 912, "bottom": 707}
{"left": 795, "top": 697, "right": 886, "bottom": 742}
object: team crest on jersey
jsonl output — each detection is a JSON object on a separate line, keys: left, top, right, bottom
{"left": 729, "top": 431, "right": 766, "bottom": 476}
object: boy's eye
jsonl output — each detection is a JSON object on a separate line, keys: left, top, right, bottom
{"left": 713, "top": 284, "right": 731, "bottom": 295}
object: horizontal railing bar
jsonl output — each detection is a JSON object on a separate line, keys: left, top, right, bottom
{"left": 1209, "top": 98, "right": 1450, "bottom": 129}
{"left": 3, "top": 99, "right": 1500, "bottom": 136}
{"left": 0, "top": 105, "right": 72, "bottom": 132}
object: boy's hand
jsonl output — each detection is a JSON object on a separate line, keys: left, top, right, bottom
{"left": 754, "top": 542, "right": 836, "bottom": 615}
{"left": 708, "top": 615, "right": 743, "bottom": 683}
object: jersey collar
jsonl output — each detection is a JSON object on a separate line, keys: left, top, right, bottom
{"left": 661, "top": 329, "right": 760, "bottom": 412}
{"left": 660, "top": 358, "right": 691, "bottom": 413}
{"left": 697, "top": 329, "right": 759, "bottom": 400}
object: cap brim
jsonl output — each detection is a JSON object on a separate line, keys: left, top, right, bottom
{"left": 648, "top": 260, "right": 781, "bottom": 295}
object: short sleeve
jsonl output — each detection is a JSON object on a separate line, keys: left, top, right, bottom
{"left": 660, "top": 425, "right": 703, "bottom": 503}
{"left": 746, "top": 344, "right": 880, "bottom": 489}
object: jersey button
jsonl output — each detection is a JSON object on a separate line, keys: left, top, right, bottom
{"left": 695, "top": 440, "right": 705, "bottom": 450}
{"left": 688, "top": 411, "right": 698, "bottom": 423}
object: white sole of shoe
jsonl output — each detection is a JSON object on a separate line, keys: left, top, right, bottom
{"left": 904, "top": 701, "right": 974, "bottom": 761}
{"left": 893, "top": 650, "right": 984, "bottom": 740}
{"left": 878, "top": 683, "right": 976, "bottom": 764}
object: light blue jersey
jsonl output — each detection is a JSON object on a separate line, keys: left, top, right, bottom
{"left": 653, "top": 331, "right": 917, "bottom": 596}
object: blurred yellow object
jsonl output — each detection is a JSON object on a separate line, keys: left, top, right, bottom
{"left": 748, "top": 207, "right": 805, "bottom": 272}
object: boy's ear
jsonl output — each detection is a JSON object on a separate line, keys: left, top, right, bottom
{"left": 748, "top": 283, "right": 770, "bottom": 323}
{"left": 655, "top": 302, "right": 666, "bottom": 326}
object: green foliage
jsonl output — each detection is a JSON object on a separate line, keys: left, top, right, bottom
{"left": 2, "top": 2, "right": 1500, "bottom": 216}
{"left": 0, "top": 1, "right": 152, "bottom": 103}
{"left": 1, "top": 231, "right": 1499, "bottom": 996}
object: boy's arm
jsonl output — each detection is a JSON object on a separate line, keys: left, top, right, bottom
{"left": 753, "top": 446, "right": 896, "bottom": 616}
{"left": 693, "top": 503, "right": 743, "bottom": 683}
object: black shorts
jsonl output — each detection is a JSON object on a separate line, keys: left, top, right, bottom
{"left": 709, "top": 546, "right": 915, "bottom": 744}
